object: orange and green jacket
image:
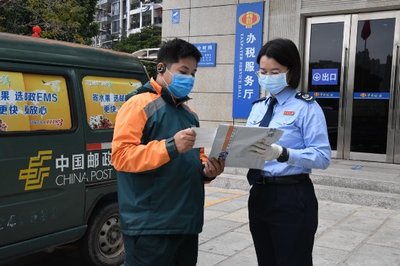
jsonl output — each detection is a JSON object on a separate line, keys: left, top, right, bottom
{"left": 112, "top": 79, "right": 208, "bottom": 235}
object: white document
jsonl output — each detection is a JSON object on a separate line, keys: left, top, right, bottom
{"left": 192, "top": 127, "right": 217, "bottom": 148}
{"left": 208, "top": 124, "right": 283, "bottom": 170}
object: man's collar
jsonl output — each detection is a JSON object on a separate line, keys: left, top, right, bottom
{"left": 150, "top": 78, "right": 163, "bottom": 94}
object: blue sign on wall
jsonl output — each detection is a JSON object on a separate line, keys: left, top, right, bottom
{"left": 232, "top": 2, "right": 264, "bottom": 119}
{"left": 311, "top": 68, "right": 339, "bottom": 85}
{"left": 172, "top": 9, "right": 180, "bottom": 24}
{"left": 195, "top": 43, "right": 217, "bottom": 67}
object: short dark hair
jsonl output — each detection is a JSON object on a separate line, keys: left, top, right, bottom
{"left": 157, "top": 38, "right": 202, "bottom": 66}
{"left": 256, "top": 38, "right": 301, "bottom": 89}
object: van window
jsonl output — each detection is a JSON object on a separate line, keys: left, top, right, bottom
{"left": 0, "top": 71, "right": 72, "bottom": 132}
{"left": 82, "top": 76, "right": 142, "bottom": 130}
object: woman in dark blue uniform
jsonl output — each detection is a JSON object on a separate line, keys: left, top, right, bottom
{"left": 246, "top": 38, "right": 331, "bottom": 266}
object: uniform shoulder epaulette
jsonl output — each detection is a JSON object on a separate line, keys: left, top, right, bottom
{"left": 252, "top": 96, "right": 266, "bottom": 105}
{"left": 295, "top": 92, "right": 315, "bottom": 103}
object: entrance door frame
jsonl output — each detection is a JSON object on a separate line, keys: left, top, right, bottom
{"left": 304, "top": 11, "right": 400, "bottom": 163}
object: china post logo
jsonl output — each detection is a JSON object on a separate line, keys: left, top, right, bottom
{"left": 239, "top": 11, "right": 260, "bottom": 29}
{"left": 19, "top": 150, "right": 53, "bottom": 191}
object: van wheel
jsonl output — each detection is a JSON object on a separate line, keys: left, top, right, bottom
{"left": 81, "top": 202, "right": 124, "bottom": 266}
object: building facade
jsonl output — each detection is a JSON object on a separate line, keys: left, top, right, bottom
{"left": 162, "top": 0, "right": 400, "bottom": 164}
{"left": 93, "top": 0, "right": 162, "bottom": 48}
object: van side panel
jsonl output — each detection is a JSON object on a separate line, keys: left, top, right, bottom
{"left": 0, "top": 66, "right": 86, "bottom": 248}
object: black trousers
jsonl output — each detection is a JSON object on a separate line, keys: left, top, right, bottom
{"left": 123, "top": 234, "right": 198, "bottom": 266}
{"left": 248, "top": 178, "right": 318, "bottom": 266}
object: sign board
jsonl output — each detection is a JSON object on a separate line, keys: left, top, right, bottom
{"left": 311, "top": 68, "right": 339, "bottom": 85}
{"left": 195, "top": 43, "right": 217, "bottom": 67}
{"left": 232, "top": 2, "right": 264, "bottom": 119}
{"left": 172, "top": 9, "right": 180, "bottom": 24}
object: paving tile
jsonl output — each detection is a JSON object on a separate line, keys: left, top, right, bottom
{"left": 335, "top": 212, "right": 384, "bottom": 233}
{"left": 313, "top": 245, "right": 348, "bottom": 266}
{"left": 219, "top": 207, "right": 248, "bottom": 223}
{"left": 233, "top": 223, "right": 251, "bottom": 234}
{"left": 204, "top": 209, "right": 228, "bottom": 221}
{"left": 341, "top": 244, "right": 400, "bottom": 266}
{"left": 318, "top": 201, "right": 358, "bottom": 221}
{"left": 197, "top": 250, "right": 227, "bottom": 266}
{"left": 206, "top": 197, "right": 248, "bottom": 212}
{"left": 199, "top": 218, "right": 244, "bottom": 244}
{"left": 199, "top": 231, "right": 253, "bottom": 256}
{"left": 384, "top": 213, "right": 400, "bottom": 228}
{"left": 315, "top": 229, "right": 368, "bottom": 251}
{"left": 216, "top": 246, "right": 258, "bottom": 266}
{"left": 316, "top": 218, "right": 337, "bottom": 238}
{"left": 367, "top": 221, "right": 400, "bottom": 249}
{"left": 355, "top": 206, "right": 396, "bottom": 219}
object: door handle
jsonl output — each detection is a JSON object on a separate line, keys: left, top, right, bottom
{"left": 391, "top": 45, "right": 399, "bottom": 130}
{"left": 340, "top": 47, "right": 348, "bottom": 128}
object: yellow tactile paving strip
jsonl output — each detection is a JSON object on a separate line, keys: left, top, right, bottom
{"left": 204, "top": 187, "right": 247, "bottom": 208}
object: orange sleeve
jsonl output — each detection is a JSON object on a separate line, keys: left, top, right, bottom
{"left": 111, "top": 95, "right": 173, "bottom": 173}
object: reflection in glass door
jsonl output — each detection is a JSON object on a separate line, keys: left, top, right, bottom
{"left": 347, "top": 13, "right": 398, "bottom": 162}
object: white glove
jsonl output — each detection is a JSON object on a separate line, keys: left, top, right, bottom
{"left": 250, "top": 140, "right": 283, "bottom": 161}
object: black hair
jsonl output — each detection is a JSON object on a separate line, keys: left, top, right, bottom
{"left": 157, "top": 38, "right": 202, "bottom": 66}
{"left": 256, "top": 38, "right": 301, "bottom": 89}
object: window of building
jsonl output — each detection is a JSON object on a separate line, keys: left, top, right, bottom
{"left": 0, "top": 71, "right": 72, "bottom": 132}
{"left": 82, "top": 76, "right": 142, "bottom": 130}
{"left": 111, "top": 20, "right": 120, "bottom": 33}
{"left": 130, "top": 14, "right": 140, "bottom": 29}
{"left": 111, "top": 2, "right": 120, "bottom": 16}
{"left": 142, "top": 10, "right": 152, "bottom": 27}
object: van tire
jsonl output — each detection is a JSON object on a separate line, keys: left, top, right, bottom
{"left": 80, "top": 202, "right": 124, "bottom": 266}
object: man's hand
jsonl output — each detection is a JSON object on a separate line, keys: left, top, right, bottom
{"left": 203, "top": 158, "right": 225, "bottom": 179}
{"left": 174, "top": 128, "right": 196, "bottom": 153}
{"left": 250, "top": 139, "right": 283, "bottom": 161}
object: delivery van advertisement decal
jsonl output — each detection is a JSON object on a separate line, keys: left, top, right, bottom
{"left": 18, "top": 148, "right": 114, "bottom": 190}
{"left": 82, "top": 76, "right": 142, "bottom": 130}
{"left": 0, "top": 71, "right": 71, "bottom": 132}
{"left": 0, "top": 71, "right": 30, "bottom": 131}
{"left": 54, "top": 148, "right": 113, "bottom": 186}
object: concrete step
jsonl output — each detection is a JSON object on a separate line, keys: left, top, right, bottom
{"left": 209, "top": 171, "right": 400, "bottom": 210}
{"left": 314, "top": 184, "right": 400, "bottom": 210}
{"left": 311, "top": 172, "right": 400, "bottom": 194}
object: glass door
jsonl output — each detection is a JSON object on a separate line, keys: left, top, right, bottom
{"left": 306, "top": 11, "right": 400, "bottom": 163}
{"left": 346, "top": 12, "right": 400, "bottom": 162}
{"left": 304, "top": 15, "right": 351, "bottom": 159}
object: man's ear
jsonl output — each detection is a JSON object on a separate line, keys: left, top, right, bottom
{"left": 157, "top": 63, "right": 166, "bottom": 73}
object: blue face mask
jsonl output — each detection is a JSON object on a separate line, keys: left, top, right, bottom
{"left": 165, "top": 70, "right": 195, "bottom": 98}
{"left": 258, "top": 72, "right": 288, "bottom": 95}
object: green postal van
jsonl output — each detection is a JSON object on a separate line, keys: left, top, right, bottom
{"left": 0, "top": 33, "right": 148, "bottom": 265}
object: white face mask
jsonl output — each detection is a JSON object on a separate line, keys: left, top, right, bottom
{"left": 258, "top": 72, "right": 288, "bottom": 95}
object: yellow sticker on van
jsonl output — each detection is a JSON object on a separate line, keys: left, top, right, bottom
{"left": 82, "top": 76, "right": 142, "bottom": 129}
{"left": 0, "top": 71, "right": 72, "bottom": 132}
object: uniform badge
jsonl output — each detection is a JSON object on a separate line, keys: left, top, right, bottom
{"left": 284, "top": 111, "right": 295, "bottom": 116}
